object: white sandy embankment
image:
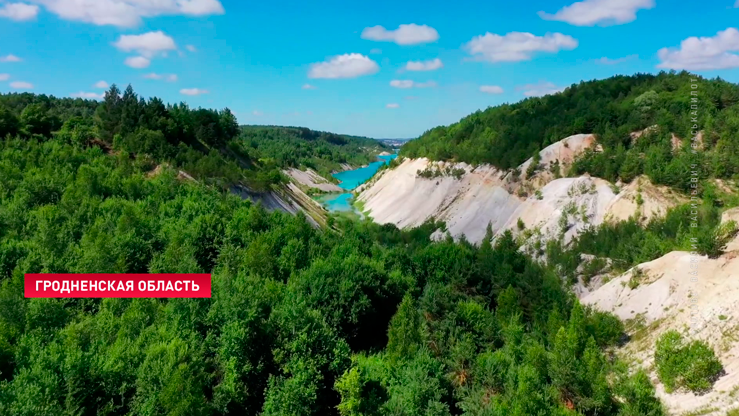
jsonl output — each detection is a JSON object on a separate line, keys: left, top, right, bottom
{"left": 582, "top": 227, "right": 739, "bottom": 415}
{"left": 284, "top": 168, "right": 343, "bottom": 192}
{"left": 357, "top": 134, "right": 683, "bottom": 244}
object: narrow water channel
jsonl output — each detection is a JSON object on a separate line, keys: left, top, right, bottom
{"left": 315, "top": 154, "right": 397, "bottom": 212}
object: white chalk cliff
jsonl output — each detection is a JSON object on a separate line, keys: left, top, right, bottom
{"left": 356, "top": 134, "right": 683, "bottom": 245}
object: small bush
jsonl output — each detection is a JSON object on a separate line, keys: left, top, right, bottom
{"left": 628, "top": 267, "right": 645, "bottom": 290}
{"left": 655, "top": 330, "right": 723, "bottom": 393}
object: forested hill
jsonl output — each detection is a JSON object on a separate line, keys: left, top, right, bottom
{"left": 0, "top": 87, "right": 393, "bottom": 194}
{"left": 0, "top": 85, "right": 290, "bottom": 190}
{"left": 401, "top": 71, "right": 739, "bottom": 176}
{"left": 239, "top": 125, "right": 390, "bottom": 178}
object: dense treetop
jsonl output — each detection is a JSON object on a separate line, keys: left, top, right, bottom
{"left": 0, "top": 86, "right": 389, "bottom": 192}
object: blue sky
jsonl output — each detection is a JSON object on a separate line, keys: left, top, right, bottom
{"left": 2, "top": 0, "right": 739, "bottom": 138}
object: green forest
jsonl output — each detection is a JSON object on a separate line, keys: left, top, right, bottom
{"left": 0, "top": 87, "right": 667, "bottom": 415}
{"left": 0, "top": 86, "right": 389, "bottom": 194}
{"left": 401, "top": 71, "right": 739, "bottom": 192}
{"left": 238, "top": 126, "right": 390, "bottom": 180}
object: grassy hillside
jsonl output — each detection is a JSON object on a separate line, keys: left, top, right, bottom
{"left": 401, "top": 71, "right": 739, "bottom": 186}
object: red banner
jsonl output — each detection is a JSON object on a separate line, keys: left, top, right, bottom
{"left": 24, "top": 274, "right": 211, "bottom": 298}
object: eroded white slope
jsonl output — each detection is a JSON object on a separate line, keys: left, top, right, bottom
{"left": 357, "top": 134, "right": 682, "bottom": 244}
{"left": 582, "top": 246, "right": 739, "bottom": 415}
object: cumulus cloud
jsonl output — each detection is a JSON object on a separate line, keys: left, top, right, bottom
{"left": 539, "top": 0, "right": 654, "bottom": 26}
{"left": 479, "top": 85, "right": 504, "bottom": 94}
{"left": 0, "top": 74, "right": 9, "bottom": 81}
{"left": 180, "top": 88, "right": 208, "bottom": 95}
{"left": 0, "top": 2, "right": 39, "bottom": 20}
{"left": 124, "top": 56, "right": 150, "bottom": 68}
{"left": 0, "top": 54, "right": 21, "bottom": 62}
{"left": 114, "top": 31, "right": 176, "bottom": 58}
{"left": 386, "top": 103, "right": 399, "bottom": 108}
{"left": 361, "top": 24, "right": 439, "bottom": 45}
{"left": 308, "top": 53, "right": 379, "bottom": 79}
{"left": 390, "top": 79, "right": 436, "bottom": 89}
{"left": 657, "top": 28, "right": 739, "bottom": 70}
{"left": 186, "top": 44, "right": 197, "bottom": 52}
{"left": 24, "top": 0, "right": 224, "bottom": 27}
{"left": 71, "top": 91, "right": 104, "bottom": 99}
{"left": 302, "top": 83, "right": 317, "bottom": 89}
{"left": 521, "top": 81, "right": 565, "bottom": 97}
{"left": 595, "top": 54, "right": 638, "bottom": 64}
{"left": 94, "top": 80, "right": 108, "bottom": 88}
{"left": 10, "top": 81, "right": 32, "bottom": 89}
{"left": 465, "top": 32, "right": 578, "bottom": 62}
{"left": 144, "top": 73, "right": 177, "bottom": 81}
{"left": 404, "top": 58, "right": 443, "bottom": 71}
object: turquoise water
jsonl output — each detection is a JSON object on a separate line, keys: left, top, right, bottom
{"left": 316, "top": 154, "right": 397, "bottom": 212}
{"left": 315, "top": 193, "right": 354, "bottom": 212}
{"left": 333, "top": 154, "right": 397, "bottom": 190}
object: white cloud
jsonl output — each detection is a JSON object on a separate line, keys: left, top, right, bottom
{"left": 144, "top": 72, "right": 177, "bottom": 81}
{"left": 10, "top": 81, "right": 32, "bottom": 89}
{"left": 465, "top": 32, "right": 578, "bottom": 62}
{"left": 390, "top": 80, "right": 414, "bottom": 89}
{"left": 370, "top": 48, "right": 382, "bottom": 54}
{"left": 361, "top": 24, "right": 439, "bottom": 45}
{"left": 0, "top": 2, "right": 39, "bottom": 21}
{"left": 386, "top": 103, "right": 399, "bottom": 108}
{"left": 657, "top": 28, "right": 739, "bottom": 70}
{"left": 521, "top": 81, "right": 565, "bottom": 97}
{"left": 404, "top": 58, "right": 443, "bottom": 71}
{"left": 0, "top": 54, "right": 21, "bottom": 62}
{"left": 480, "top": 85, "right": 504, "bottom": 94}
{"left": 390, "top": 79, "right": 437, "bottom": 89}
{"left": 539, "top": 0, "right": 654, "bottom": 26}
{"left": 302, "top": 83, "right": 317, "bottom": 89}
{"left": 308, "top": 53, "right": 379, "bottom": 79}
{"left": 124, "top": 56, "right": 150, "bottom": 68}
{"left": 186, "top": 44, "right": 197, "bottom": 52}
{"left": 595, "top": 54, "right": 638, "bottom": 64}
{"left": 180, "top": 88, "right": 208, "bottom": 95}
{"left": 0, "top": 74, "right": 9, "bottom": 81}
{"left": 71, "top": 91, "right": 104, "bottom": 99}
{"left": 94, "top": 80, "right": 108, "bottom": 88}
{"left": 25, "top": 0, "right": 224, "bottom": 27}
{"left": 252, "top": 110, "right": 263, "bottom": 116}
{"left": 113, "top": 31, "right": 176, "bottom": 58}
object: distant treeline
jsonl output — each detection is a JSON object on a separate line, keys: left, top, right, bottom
{"left": 237, "top": 125, "right": 390, "bottom": 179}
